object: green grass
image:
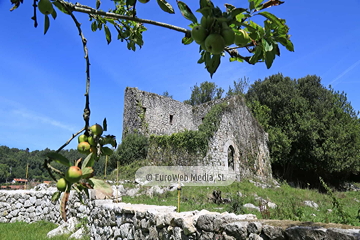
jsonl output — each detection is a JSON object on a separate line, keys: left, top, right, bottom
{"left": 121, "top": 179, "right": 360, "bottom": 226}
{"left": 0, "top": 221, "right": 89, "bottom": 240}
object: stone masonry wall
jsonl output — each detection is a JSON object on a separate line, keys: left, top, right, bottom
{"left": 122, "top": 87, "right": 196, "bottom": 138}
{"left": 124, "top": 87, "right": 272, "bottom": 178}
{"left": 0, "top": 189, "right": 359, "bottom": 240}
{"left": 0, "top": 189, "right": 91, "bottom": 224}
{"left": 205, "top": 96, "right": 272, "bottom": 178}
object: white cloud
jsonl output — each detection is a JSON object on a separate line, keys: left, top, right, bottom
{"left": 329, "top": 59, "right": 360, "bottom": 86}
{"left": 12, "top": 109, "right": 77, "bottom": 132}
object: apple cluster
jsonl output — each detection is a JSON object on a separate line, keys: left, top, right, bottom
{"left": 56, "top": 166, "right": 83, "bottom": 192}
{"left": 191, "top": 16, "right": 252, "bottom": 55}
{"left": 77, "top": 124, "right": 115, "bottom": 159}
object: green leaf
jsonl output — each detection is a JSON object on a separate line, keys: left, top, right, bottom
{"left": 248, "top": 0, "right": 263, "bottom": 11}
{"left": 230, "top": 8, "right": 247, "bottom": 19}
{"left": 257, "top": 11, "right": 283, "bottom": 29}
{"left": 156, "top": 0, "right": 175, "bottom": 14}
{"left": 262, "top": 38, "right": 273, "bottom": 52}
{"left": 177, "top": 1, "right": 197, "bottom": 23}
{"left": 89, "top": 178, "right": 113, "bottom": 197}
{"left": 82, "top": 153, "right": 94, "bottom": 169}
{"left": 224, "top": 3, "right": 236, "bottom": 12}
{"left": 235, "top": 13, "right": 246, "bottom": 23}
{"left": 81, "top": 167, "right": 94, "bottom": 179}
{"left": 196, "top": 7, "right": 212, "bottom": 17}
{"left": 104, "top": 25, "right": 111, "bottom": 44}
{"left": 44, "top": 15, "right": 50, "bottom": 35}
{"left": 200, "top": 0, "right": 214, "bottom": 9}
{"left": 51, "top": 8, "right": 57, "bottom": 20}
{"left": 52, "top": 1, "right": 70, "bottom": 15}
{"left": 103, "top": 118, "right": 107, "bottom": 132}
{"left": 264, "top": 48, "right": 275, "bottom": 69}
{"left": 51, "top": 191, "right": 61, "bottom": 202}
{"left": 127, "top": 0, "right": 136, "bottom": 6}
{"left": 274, "top": 36, "right": 294, "bottom": 51}
{"left": 205, "top": 54, "right": 221, "bottom": 78}
{"left": 100, "top": 135, "right": 117, "bottom": 147}
{"left": 197, "top": 51, "right": 207, "bottom": 63}
{"left": 182, "top": 35, "right": 193, "bottom": 45}
{"left": 274, "top": 43, "right": 280, "bottom": 56}
{"left": 91, "top": 21, "right": 97, "bottom": 32}
{"left": 96, "top": 0, "right": 101, "bottom": 9}
{"left": 249, "top": 46, "right": 263, "bottom": 64}
{"left": 46, "top": 152, "right": 71, "bottom": 167}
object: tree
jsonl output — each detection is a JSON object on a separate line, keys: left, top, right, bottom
{"left": 246, "top": 73, "right": 360, "bottom": 185}
{"left": 9, "top": 0, "right": 293, "bottom": 77}
{"left": 226, "top": 77, "right": 250, "bottom": 97}
{"left": 162, "top": 91, "right": 173, "bottom": 99}
{"left": 6, "top": 0, "right": 294, "bottom": 220}
{"left": 110, "top": 133, "right": 149, "bottom": 168}
{"left": 184, "top": 81, "right": 224, "bottom": 105}
{"left": 0, "top": 164, "right": 10, "bottom": 183}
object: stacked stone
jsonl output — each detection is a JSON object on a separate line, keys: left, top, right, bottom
{"left": 90, "top": 200, "right": 360, "bottom": 240}
{"left": 0, "top": 189, "right": 91, "bottom": 224}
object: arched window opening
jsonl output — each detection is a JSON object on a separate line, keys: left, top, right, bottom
{"left": 228, "top": 145, "right": 235, "bottom": 170}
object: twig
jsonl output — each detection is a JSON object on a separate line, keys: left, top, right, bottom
{"left": 224, "top": 48, "right": 252, "bottom": 64}
{"left": 56, "top": 127, "right": 86, "bottom": 152}
{"left": 43, "top": 159, "right": 61, "bottom": 182}
{"left": 31, "top": 0, "right": 38, "bottom": 28}
{"left": 57, "top": 0, "right": 189, "bottom": 34}
{"left": 60, "top": 1, "right": 91, "bottom": 134}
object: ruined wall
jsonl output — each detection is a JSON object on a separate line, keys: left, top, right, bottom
{"left": 122, "top": 87, "right": 272, "bottom": 178}
{"left": 122, "top": 87, "right": 196, "bottom": 138}
{"left": 205, "top": 96, "right": 272, "bottom": 178}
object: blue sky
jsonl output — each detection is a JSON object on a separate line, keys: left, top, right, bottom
{"left": 1, "top": 0, "right": 360, "bottom": 151}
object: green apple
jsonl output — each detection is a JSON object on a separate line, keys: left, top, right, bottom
{"left": 56, "top": 178, "right": 67, "bottom": 192}
{"left": 90, "top": 124, "right": 103, "bottom": 136}
{"left": 205, "top": 34, "right": 226, "bottom": 55}
{"left": 221, "top": 23, "right": 235, "bottom": 46}
{"left": 87, "top": 135, "right": 96, "bottom": 146}
{"left": 234, "top": 29, "right": 251, "bottom": 47}
{"left": 199, "top": 41, "right": 207, "bottom": 51}
{"left": 77, "top": 141, "right": 91, "bottom": 154}
{"left": 78, "top": 134, "right": 88, "bottom": 143}
{"left": 138, "top": 0, "right": 150, "bottom": 3}
{"left": 200, "top": 16, "right": 208, "bottom": 28}
{"left": 65, "top": 166, "right": 82, "bottom": 183}
{"left": 191, "top": 25, "right": 207, "bottom": 44}
{"left": 38, "top": 0, "right": 54, "bottom": 15}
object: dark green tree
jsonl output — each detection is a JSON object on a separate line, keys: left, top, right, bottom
{"left": 162, "top": 91, "right": 173, "bottom": 99}
{"left": 246, "top": 73, "right": 360, "bottom": 185}
{"left": 110, "top": 133, "right": 149, "bottom": 167}
{"left": 184, "top": 81, "right": 224, "bottom": 106}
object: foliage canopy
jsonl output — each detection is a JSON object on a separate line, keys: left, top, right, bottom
{"left": 246, "top": 73, "right": 360, "bottom": 185}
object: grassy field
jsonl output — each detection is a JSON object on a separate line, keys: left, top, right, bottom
{"left": 0, "top": 221, "right": 89, "bottom": 240}
{"left": 108, "top": 160, "right": 360, "bottom": 227}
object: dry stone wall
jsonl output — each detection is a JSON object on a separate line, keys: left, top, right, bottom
{"left": 0, "top": 189, "right": 359, "bottom": 240}
{"left": 0, "top": 188, "right": 91, "bottom": 224}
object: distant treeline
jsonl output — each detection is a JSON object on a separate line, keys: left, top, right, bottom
{"left": 0, "top": 146, "right": 114, "bottom": 183}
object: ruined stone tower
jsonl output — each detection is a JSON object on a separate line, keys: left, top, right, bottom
{"left": 122, "top": 87, "right": 272, "bottom": 179}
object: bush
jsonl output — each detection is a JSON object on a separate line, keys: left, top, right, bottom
{"left": 111, "top": 133, "right": 148, "bottom": 166}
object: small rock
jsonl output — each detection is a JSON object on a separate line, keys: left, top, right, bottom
{"left": 304, "top": 200, "right": 318, "bottom": 209}
{"left": 243, "top": 203, "right": 260, "bottom": 212}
